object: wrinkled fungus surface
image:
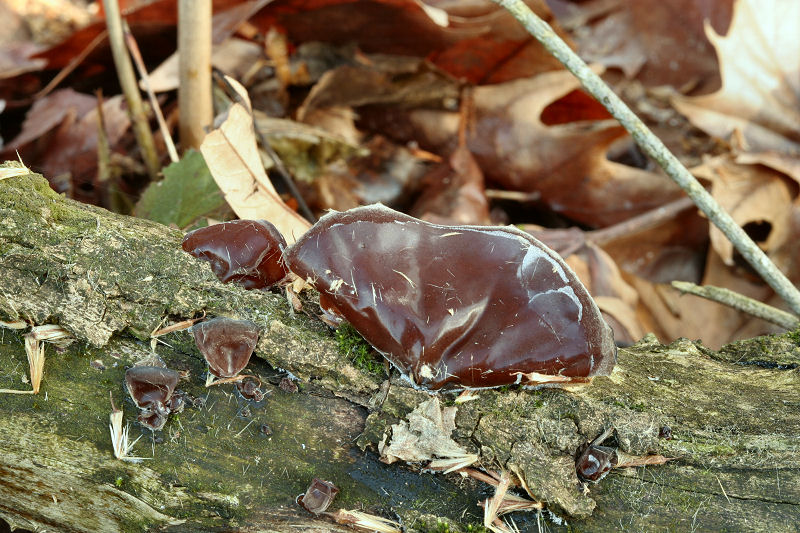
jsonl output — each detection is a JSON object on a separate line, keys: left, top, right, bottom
{"left": 182, "top": 220, "right": 290, "bottom": 289}
{"left": 193, "top": 317, "right": 260, "bottom": 378}
{"left": 576, "top": 443, "right": 618, "bottom": 482}
{"left": 284, "top": 204, "right": 616, "bottom": 390}
{"left": 124, "top": 366, "right": 181, "bottom": 430}
{"left": 299, "top": 478, "right": 339, "bottom": 515}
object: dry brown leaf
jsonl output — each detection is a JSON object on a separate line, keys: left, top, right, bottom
{"left": 672, "top": 0, "right": 800, "bottom": 182}
{"left": 693, "top": 155, "right": 793, "bottom": 265}
{"left": 3, "top": 91, "right": 131, "bottom": 201}
{"left": 629, "top": 249, "right": 774, "bottom": 348}
{"left": 306, "top": 136, "right": 430, "bottom": 213}
{"left": 147, "top": 38, "right": 263, "bottom": 93}
{"left": 568, "top": 0, "right": 732, "bottom": 87}
{"left": 410, "top": 144, "right": 490, "bottom": 225}
{"left": 395, "top": 70, "right": 683, "bottom": 226}
{"left": 378, "top": 397, "right": 472, "bottom": 465}
{"left": 199, "top": 101, "right": 311, "bottom": 243}
{"left": 250, "top": 0, "right": 565, "bottom": 84}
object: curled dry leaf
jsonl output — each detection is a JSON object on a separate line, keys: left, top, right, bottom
{"left": 378, "top": 397, "right": 474, "bottom": 467}
{"left": 410, "top": 143, "right": 490, "bottom": 225}
{"left": 692, "top": 155, "right": 794, "bottom": 265}
{"left": 631, "top": 249, "right": 775, "bottom": 348}
{"left": 199, "top": 77, "right": 310, "bottom": 244}
{"left": 251, "top": 0, "right": 565, "bottom": 84}
{"left": 3, "top": 90, "right": 131, "bottom": 201}
{"left": 567, "top": 0, "right": 732, "bottom": 87}
{"left": 672, "top": 0, "right": 800, "bottom": 183}
{"left": 376, "top": 69, "right": 682, "bottom": 226}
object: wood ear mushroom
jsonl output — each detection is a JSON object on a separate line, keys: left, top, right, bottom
{"left": 124, "top": 366, "right": 182, "bottom": 430}
{"left": 182, "top": 205, "right": 616, "bottom": 391}
{"left": 182, "top": 220, "right": 290, "bottom": 289}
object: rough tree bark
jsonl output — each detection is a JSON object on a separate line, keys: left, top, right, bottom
{"left": 0, "top": 163, "right": 798, "bottom": 532}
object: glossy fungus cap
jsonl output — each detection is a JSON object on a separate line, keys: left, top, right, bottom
{"left": 283, "top": 204, "right": 616, "bottom": 390}
{"left": 182, "top": 220, "right": 290, "bottom": 289}
{"left": 193, "top": 317, "right": 260, "bottom": 378}
{"left": 124, "top": 366, "right": 180, "bottom": 411}
{"left": 299, "top": 478, "right": 339, "bottom": 515}
{"left": 576, "top": 444, "right": 618, "bottom": 482}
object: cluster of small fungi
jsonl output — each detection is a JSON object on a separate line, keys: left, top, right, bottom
{"left": 124, "top": 316, "right": 264, "bottom": 430}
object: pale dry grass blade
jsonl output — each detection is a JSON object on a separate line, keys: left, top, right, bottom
{"left": 327, "top": 509, "right": 402, "bottom": 533}
{"left": 109, "top": 393, "right": 146, "bottom": 463}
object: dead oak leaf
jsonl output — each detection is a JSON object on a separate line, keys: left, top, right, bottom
{"left": 672, "top": 0, "right": 800, "bottom": 182}
{"left": 693, "top": 155, "right": 793, "bottom": 265}
{"left": 378, "top": 397, "right": 469, "bottom": 465}
{"left": 401, "top": 69, "right": 682, "bottom": 227}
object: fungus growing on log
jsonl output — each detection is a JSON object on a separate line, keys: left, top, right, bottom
{"left": 283, "top": 205, "right": 616, "bottom": 390}
{"left": 124, "top": 366, "right": 182, "bottom": 430}
{"left": 298, "top": 478, "right": 339, "bottom": 515}
{"left": 193, "top": 317, "right": 260, "bottom": 379}
{"left": 182, "top": 220, "right": 290, "bottom": 289}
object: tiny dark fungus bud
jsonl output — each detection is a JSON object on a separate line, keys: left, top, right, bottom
{"left": 283, "top": 204, "right": 616, "bottom": 390}
{"left": 168, "top": 390, "right": 187, "bottom": 413}
{"left": 659, "top": 425, "right": 672, "bottom": 440}
{"left": 236, "top": 377, "right": 265, "bottom": 401}
{"left": 182, "top": 220, "right": 290, "bottom": 289}
{"left": 576, "top": 443, "right": 618, "bottom": 482}
{"left": 299, "top": 478, "right": 339, "bottom": 515}
{"left": 125, "top": 366, "right": 181, "bottom": 431}
{"left": 193, "top": 317, "right": 260, "bottom": 378}
{"left": 137, "top": 409, "right": 168, "bottom": 431}
{"left": 279, "top": 376, "right": 298, "bottom": 393}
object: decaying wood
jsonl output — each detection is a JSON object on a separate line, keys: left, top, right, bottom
{"left": 0, "top": 163, "right": 798, "bottom": 532}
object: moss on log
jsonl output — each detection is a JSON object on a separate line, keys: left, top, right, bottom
{"left": 0, "top": 163, "right": 798, "bottom": 532}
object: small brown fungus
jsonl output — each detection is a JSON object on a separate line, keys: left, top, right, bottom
{"left": 182, "top": 220, "right": 290, "bottom": 289}
{"left": 576, "top": 443, "right": 618, "bottom": 483}
{"left": 125, "top": 366, "right": 179, "bottom": 414}
{"left": 193, "top": 317, "right": 260, "bottom": 381}
{"left": 576, "top": 427, "right": 617, "bottom": 483}
{"left": 236, "top": 376, "right": 265, "bottom": 401}
{"left": 279, "top": 376, "right": 298, "bottom": 393}
{"left": 283, "top": 204, "right": 616, "bottom": 390}
{"left": 298, "top": 478, "right": 339, "bottom": 515}
{"left": 124, "top": 366, "right": 181, "bottom": 431}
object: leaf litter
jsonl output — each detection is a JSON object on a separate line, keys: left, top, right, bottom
{"left": 1, "top": 0, "right": 800, "bottom": 526}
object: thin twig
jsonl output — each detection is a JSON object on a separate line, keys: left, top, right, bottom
{"left": 587, "top": 196, "right": 696, "bottom": 245}
{"left": 213, "top": 70, "right": 317, "bottom": 223}
{"left": 102, "top": 0, "right": 161, "bottom": 180}
{"left": 123, "top": 21, "right": 179, "bottom": 163}
{"left": 672, "top": 281, "right": 800, "bottom": 330}
{"left": 491, "top": 0, "right": 800, "bottom": 317}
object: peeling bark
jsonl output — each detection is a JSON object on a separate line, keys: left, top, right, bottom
{"left": 0, "top": 163, "right": 798, "bottom": 532}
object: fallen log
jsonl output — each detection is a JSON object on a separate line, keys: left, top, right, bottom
{"left": 0, "top": 162, "right": 798, "bottom": 532}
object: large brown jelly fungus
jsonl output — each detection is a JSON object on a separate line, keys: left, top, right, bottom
{"left": 193, "top": 317, "right": 260, "bottom": 378}
{"left": 182, "top": 220, "right": 290, "bottom": 289}
{"left": 125, "top": 366, "right": 180, "bottom": 430}
{"left": 283, "top": 204, "right": 616, "bottom": 390}
{"left": 298, "top": 478, "right": 339, "bottom": 515}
